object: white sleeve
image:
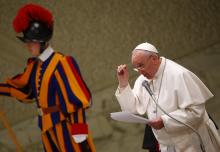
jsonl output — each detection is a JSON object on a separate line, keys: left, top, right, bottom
{"left": 115, "top": 84, "right": 138, "bottom": 114}
{"left": 161, "top": 70, "right": 213, "bottom": 133}
{"left": 115, "top": 79, "right": 149, "bottom": 115}
{"left": 161, "top": 104, "right": 206, "bottom": 133}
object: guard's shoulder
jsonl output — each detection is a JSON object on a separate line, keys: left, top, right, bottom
{"left": 54, "top": 51, "right": 64, "bottom": 57}
{"left": 62, "top": 55, "right": 76, "bottom": 62}
{"left": 55, "top": 53, "right": 77, "bottom": 65}
{"left": 53, "top": 52, "right": 65, "bottom": 62}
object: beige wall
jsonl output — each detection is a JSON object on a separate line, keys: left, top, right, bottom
{"left": 0, "top": 0, "right": 220, "bottom": 151}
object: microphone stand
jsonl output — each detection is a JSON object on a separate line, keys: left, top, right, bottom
{"left": 142, "top": 81, "right": 206, "bottom": 152}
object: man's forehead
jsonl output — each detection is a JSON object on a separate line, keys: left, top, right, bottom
{"left": 132, "top": 49, "right": 149, "bottom": 57}
{"left": 131, "top": 50, "right": 148, "bottom": 61}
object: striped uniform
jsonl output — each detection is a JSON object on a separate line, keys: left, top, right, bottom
{"left": 0, "top": 51, "right": 95, "bottom": 152}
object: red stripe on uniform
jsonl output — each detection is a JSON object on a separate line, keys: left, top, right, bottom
{"left": 66, "top": 57, "right": 91, "bottom": 101}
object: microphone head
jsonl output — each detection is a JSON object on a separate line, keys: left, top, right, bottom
{"left": 142, "top": 80, "right": 148, "bottom": 87}
{"left": 142, "top": 80, "right": 153, "bottom": 96}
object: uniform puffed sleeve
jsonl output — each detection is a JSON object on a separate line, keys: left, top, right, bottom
{"left": 0, "top": 58, "right": 35, "bottom": 103}
{"left": 54, "top": 56, "right": 91, "bottom": 113}
{"left": 54, "top": 56, "right": 92, "bottom": 141}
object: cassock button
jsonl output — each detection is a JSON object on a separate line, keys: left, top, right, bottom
{"left": 153, "top": 110, "right": 156, "bottom": 113}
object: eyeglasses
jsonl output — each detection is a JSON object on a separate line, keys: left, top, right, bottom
{"left": 133, "top": 55, "right": 152, "bottom": 72}
{"left": 133, "top": 64, "right": 145, "bottom": 72}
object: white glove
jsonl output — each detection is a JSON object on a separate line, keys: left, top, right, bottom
{"left": 72, "top": 134, "right": 88, "bottom": 143}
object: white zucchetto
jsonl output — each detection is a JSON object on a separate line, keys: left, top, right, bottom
{"left": 134, "top": 42, "right": 158, "bottom": 53}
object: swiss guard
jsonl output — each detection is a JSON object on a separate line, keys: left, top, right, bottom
{"left": 0, "top": 3, "right": 96, "bottom": 152}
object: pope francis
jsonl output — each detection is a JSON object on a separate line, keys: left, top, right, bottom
{"left": 115, "top": 42, "right": 220, "bottom": 152}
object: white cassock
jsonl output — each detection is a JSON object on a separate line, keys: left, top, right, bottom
{"left": 115, "top": 57, "right": 220, "bottom": 152}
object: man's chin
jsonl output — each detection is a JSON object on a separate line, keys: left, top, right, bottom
{"left": 30, "top": 52, "right": 40, "bottom": 57}
{"left": 143, "top": 74, "right": 153, "bottom": 79}
{"left": 31, "top": 54, "right": 38, "bottom": 57}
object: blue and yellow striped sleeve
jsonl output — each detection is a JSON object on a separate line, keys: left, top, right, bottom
{"left": 0, "top": 83, "right": 11, "bottom": 96}
{"left": 55, "top": 56, "right": 92, "bottom": 113}
{"left": 54, "top": 56, "right": 92, "bottom": 136}
{"left": 0, "top": 58, "right": 35, "bottom": 103}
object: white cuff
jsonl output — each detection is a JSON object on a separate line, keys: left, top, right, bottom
{"left": 72, "top": 134, "right": 88, "bottom": 143}
{"left": 116, "top": 84, "right": 130, "bottom": 94}
{"left": 161, "top": 114, "right": 170, "bottom": 132}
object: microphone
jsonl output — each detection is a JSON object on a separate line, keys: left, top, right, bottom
{"left": 142, "top": 80, "right": 154, "bottom": 96}
{"left": 142, "top": 80, "right": 206, "bottom": 152}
